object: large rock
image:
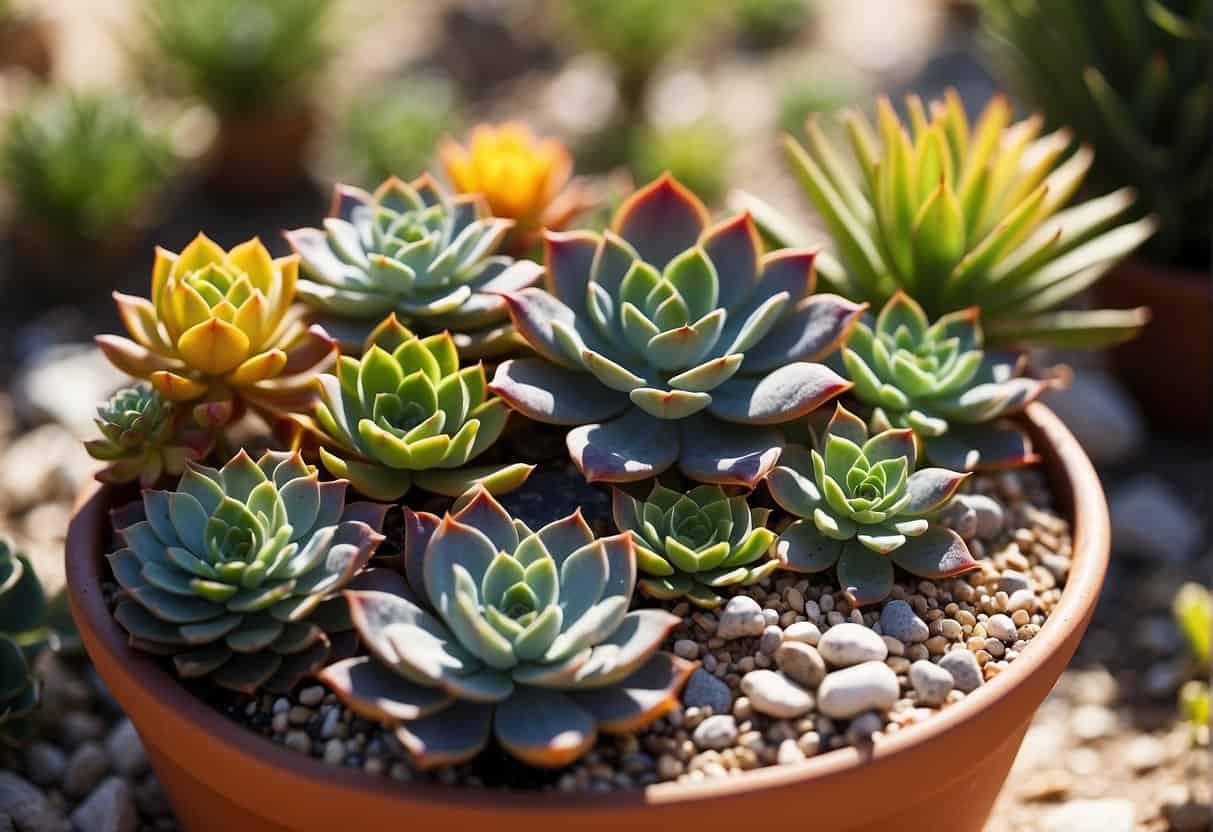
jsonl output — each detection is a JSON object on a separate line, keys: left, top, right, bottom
{"left": 1109, "top": 476, "right": 1201, "bottom": 562}
{"left": 1042, "top": 371, "right": 1144, "bottom": 465}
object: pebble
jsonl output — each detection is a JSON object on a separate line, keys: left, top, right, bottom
{"left": 323, "top": 739, "right": 345, "bottom": 766}
{"left": 740, "top": 670, "right": 815, "bottom": 719}
{"left": 104, "top": 719, "right": 147, "bottom": 778}
{"left": 69, "top": 777, "right": 136, "bottom": 832}
{"left": 939, "top": 649, "right": 984, "bottom": 693}
{"left": 816, "top": 661, "right": 899, "bottom": 720}
{"left": 682, "top": 668, "right": 732, "bottom": 715}
{"left": 986, "top": 614, "right": 1017, "bottom": 643}
{"left": 776, "top": 738, "right": 805, "bottom": 765}
{"left": 758, "top": 625, "right": 783, "bottom": 655}
{"left": 909, "top": 660, "right": 954, "bottom": 706}
{"left": 1109, "top": 476, "right": 1201, "bottom": 562}
{"left": 997, "top": 570, "right": 1031, "bottom": 595}
{"left": 692, "top": 715, "right": 738, "bottom": 750}
{"left": 299, "top": 686, "right": 326, "bottom": 707}
{"left": 23, "top": 742, "right": 67, "bottom": 787}
{"left": 1008, "top": 589, "right": 1035, "bottom": 612}
{"left": 132, "top": 775, "right": 171, "bottom": 817}
{"left": 964, "top": 494, "right": 1005, "bottom": 540}
{"left": 61, "top": 742, "right": 110, "bottom": 800}
{"left": 1124, "top": 735, "right": 1165, "bottom": 772}
{"left": 59, "top": 712, "right": 107, "bottom": 748}
{"left": 716, "top": 596, "right": 766, "bottom": 640}
{"left": 774, "top": 641, "right": 827, "bottom": 689}
{"left": 818, "top": 623, "right": 888, "bottom": 667}
{"left": 673, "top": 639, "right": 700, "bottom": 660}
{"left": 0, "top": 772, "right": 69, "bottom": 832}
{"left": 1040, "top": 798, "right": 1134, "bottom": 832}
{"left": 783, "top": 621, "right": 821, "bottom": 645}
{"left": 1071, "top": 704, "right": 1117, "bottom": 741}
{"left": 938, "top": 497, "right": 977, "bottom": 538}
{"left": 879, "top": 600, "right": 929, "bottom": 644}
{"left": 846, "top": 711, "right": 884, "bottom": 743}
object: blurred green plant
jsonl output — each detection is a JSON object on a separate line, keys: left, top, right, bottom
{"left": 630, "top": 119, "right": 732, "bottom": 205}
{"left": 0, "top": 539, "right": 57, "bottom": 747}
{"left": 140, "top": 0, "right": 337, "bottom": 116}
{"left": 1173, "top": 582, "right": 1210, "bottom": 732}
{"left": 732, "top": 0, "right": 814, "bottom": 49}
{"left": 0, "top": 91, "right": 174, "bottom": 243}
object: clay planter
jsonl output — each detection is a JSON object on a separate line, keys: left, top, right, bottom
{"left": 1096, "top": 258, "right": 1211, "bottom": 437}
{"left": 66, "top": 403, "right": 1109, "bottom": 832}
{"left": 0, "top": 17, "right": 52, "bottom": 78}
{"left": 204, "top": 109, "right": 315, "bottom": 196}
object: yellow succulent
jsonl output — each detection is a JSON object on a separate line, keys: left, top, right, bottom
{"left": 97, "top": 233, "right": 336, "bottom": 416}
{"left": 440, "top": 122, "right": 591, "bottom": 251}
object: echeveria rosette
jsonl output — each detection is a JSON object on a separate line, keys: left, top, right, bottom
{"left": 842, "top": 291, "right": 1056, "bottom": 471}
{"left": 490, "top": 174, "right": 864, "bottom": 487}
{"left": 97, "top": 234, "right": 337, "bottom": 420}
{"left": 612, "top": 483, "right": 777, "bottom": 609}
{"left": 292, "top": 314, "right": 533, "bottom": 502}
{"left": 286, "top": 174, "right": 544, "bottom": 358}
{"left": 0, "top": 540, "right": 48, "bottom": 748}
{"left": 319, "top": 488, "right": 696, "bottom": 770}
{"left": 768, "top": 404, "right": 976, "bottom": 605}
{"left": 107, "top": 450, "right": 388, "bottom": 694}
{"left": 85, "top": 385, "right": 214, "bottom": 487}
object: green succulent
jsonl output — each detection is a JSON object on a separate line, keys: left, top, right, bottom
{"left": 319, "top": 488, "right": 695, "bottom": 770}
{"left": 768, "top": 404, "right": 976, "bottom": 605}
{"left": 490, "top": 174, "right": 861, "bottom": 488}
{"left": 841, "top": 291, "right": 1054, "bottom": 471}
{"left": 107, "top": 450, "right": 388, "bottom": 694}
{"left": 612, "top": 483, "right": 777, "bottom": 608}
{"left": 982, "top": 0, "right": 1211, "bottom": 266}
{"left": 286, "top": 174, "right": 543, "bottom": 357}
{"left": 295, "top": 314, "right": 533, "bottom": 502}
{"left": 1174, "top": 582, "right": 1210, "bottom": 729}
{"left": 0, "top": 540, "right": 49, "bottom": 748}
{"left": 740, "top": 90, "right": 1155, "bottom": 348}
{"left": 84, "top": 385, "right": 213, "bottom": 487}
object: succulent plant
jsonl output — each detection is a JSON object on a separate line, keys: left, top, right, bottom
{"left": 745, "top": 91, "right": 1155, "bottom": 348}
{"left": 767, "top": 404, "right": 976, "bottom": 605}
{"left": 97, "top": 234, "right": 336, "bottom": 421}
{"left": 841, "top": 291, "right": 1055, "bottom": 471}
{"left": 107, "top": 450, "right": 387, "bottom": 693}
{"left": 319, "top": 487, "right": 695, "bottom": 769}
{"left": 0, "top": 540, "right": 49, "bottom": 748}
{"left": 982, "top": 0, "right": 1210, "bottom": 266}
{"left": 290, "top": 314, "right": 533, "bottom": 502}
{"left": 490, "top": 174, "right": 862, "bottom": 487}
{"left": 1174, "top": 582, "right": 1210, "bottom": 730}
{"left": 612, "top": 483, "right": 777, "bottom": 609}
{"left": 440, "top": 122, "right": 592, "bottom": 254}
{"left": 286, "top": 175, "right": 544, "bottom": 358}
{"left": 85, "top": 385, "right": 213, "bottom": 486}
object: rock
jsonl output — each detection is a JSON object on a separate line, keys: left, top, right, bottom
{"left": 962, "top": 494, "right": 1005, "bottom": 540}
{"left": 939, "top": 649, "right": 983, "bottom": 693}
{"left": 69, "top": 777, "right": 136, "bottom": 832}
{"left": 0, "top": 772, "right": 69, "bottom": 832}
{"left": 775, "top": 641, "right": 827, "bottom": 689}
{"left": 62, "top": 742, "right": 109, "bottom": 800}
{"left": 59, "top": 712, "right": 106, "bottom": 749}
{"left": 740, "top": 670, "right": 815, "bottom": 719}
{"left": 132, "top": 775, "right": 171, "bottom": 817}
{"left": 937, "top": 497, "right": 977, "bottom": 539}
{"left": 1071, "top": 704, "right": 1117, "bottom": 741}
{"left": 23, "top": 742, "right": 67, "bottom": 787}
{"left": 0, "top": 424, "right": 96, "bottom": 512}
{"left": 909, "top": 660, "right": 954, "bottom": 706}
{"left": 997, "top": 570, "right": 1031, "bottom": 595}
{"left": 673, "top": 639, "right": 699, "bottom": 660}
{"left": 783, "top": 621, "right": 821, "bottom": 645}
{"left": 682, "top": 668, "right": 732, "bottom": 715}
{"left": 104, "top": 720, "right": 147, "bottom": 778}
{"left": 1042, "top": 371, "right": 1143, "bottom": 465}
{"left": 846, "top": 711, "right": 884, "bottom": 743}
{"left": 692, "top": 715, "right": 738, "bottom": 750}
{"left": 1040, "top": 799, "right": 1134, "bottom": 832}
{"left": 14, "top": 344, "right": 128, "bottom": 438}
{"left": 879, "top": 600, "right": 929, "bottom": 644}
{"left": 818, "top": 623, "right": 888, "bottom": 667}
{"left": 298, "top": 686, "right": 325, "bottom": 707}
{"left": 986, "top": 614, "right": 1017, "bottom": 642}
{"left": 1109, "top": 476, "right": 1201, "bottom": 562}
{"left": 716, "top": 596, "right": 766, "bottom": 640}
{"left": 776, "top": 738, "right": 805, "bottom": 765}
{"left": 816, "top": 661, "right": 899, "bottom": 720}
{"left": 1124, "top": 735, "right": 1165, "bottom": 773}
{"left": 758, "top": 625, "right": 783, "bottom": 655}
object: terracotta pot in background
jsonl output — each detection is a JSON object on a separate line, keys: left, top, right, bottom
{"left": 205, "top": 109, "right": 315, "bottom": 196}
{"left": 0, "top": 17, "right": 52, "bottom": 79}
{"left": 1096, "top": 258, "right": 1211, "bottom": 437}
{"left": 66, "top": 404, "right": 1110, "bottom": 832}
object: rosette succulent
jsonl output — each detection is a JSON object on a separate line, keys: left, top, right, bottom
{"left": 841, "top": 292, "right": 1055, "bottom": 471}
{"left": 320, "top": 488, "right": 695, "bottom": 769}
{"left": 612, "top": 483, "right": 778, "bottom": 608}
{"left": 0, "top": 540, "right": 48, "bottom": 747}
{"left": 767, "top": 404, "right": 976, "bottom": 605}
{"left": 85, "top": 385, "right": 213, "bottom": 486}
{"left": 97, "top": 234, "right": 336, "bottom": 418}
{"left": 286, "top": 174, "right": 544, "bottom": 357}
{"left": 490, "top": 174, "right": 863, "bottom": 487}
{"left": 107, "top": 450, "right": 387, "bottom": 693}
{"left": 292, "top": 314, "right": 533, "bottom": 502}
{"left": 745, "top": 91, "right": 1155, "bottom": 347}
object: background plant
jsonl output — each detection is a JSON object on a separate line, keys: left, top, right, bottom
{"left": 629, "top": 118, "right": 733, "bottom": 206}
{"left": 1173, "top": 582, "right": 1210, "bottom": 734}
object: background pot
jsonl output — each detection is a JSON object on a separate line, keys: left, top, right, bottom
{"left": 66, "top": 403, "right": 1110, "bottom": 832}
{"left": 0, "top": 18, "right": 52, "bottom": 79}
{"left": 1096, "top": 258, "right": 1211, "bottom": 437}
{"left": 204, "top": 109, "right": 315, "bottom": 196}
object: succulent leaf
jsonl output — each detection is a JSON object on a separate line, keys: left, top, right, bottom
{"left": 85, "top": 385, "right": 213, "bottom": 487}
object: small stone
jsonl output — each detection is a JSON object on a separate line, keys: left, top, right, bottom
{"left": 818, "top": 622, "right": 888, "bottom": 667}
{"left": 740, "top": 670, "right": 815, "bottom": 719}
{"left": 1071, "top": 704, "right": 1116, "bottom": 741}
{"left": 758, "top": 625, "right": 783, "bottom": 655}
{"left": 284, "top": 731, "right": 310, "bottom": 753}
{"left": 775, "top": 641, "right": 826, "bottom": 689}
{"left": 964, "top": 495, "right": 1005, "bottom": 540}
{"left": 1040, "top": 799, "right": 1134, "bottom": 832}
{"left": 1109, "top": 476, "right": 1201, "bottom": 562}
{"left": 1008, "top": 589, "right": 1035, "bottom": 612}
{"left": 1124, "top": 735, "right": 1165, "bottom": 772}
{"left": 683, "top": 668, "right": 732, "bottom": 715}
{"left": 322, "top": 739, "right": 345, "bottom": 766}
{"left": 998, "top": 570, "right": 1031, "bottom": 595}
{"left": 783, "top": 621, "right": 821, "bottom": 645}
{"left": 692, "top": 715, "right": 738, "bottom": 750}
{"left": 272, "top": 697, "right": 290, "bottom": 715}
{"left": 846, "top": 711, "right": 884, "bottom": 744}
{"left": 909, "top": 660, "right": 954, "bottom": 706}
{"left": 299, "top": 686, "right": 325, "bottom": 707}
{"left": 939, "top": 649, "right": 983, "bottom": 693}
{"left": 0, "top": 772, "right": 69, "bottom": 832}
{"left": 59, "top": 712, "right": 106, "bottom": 748}
{"left": 1020, "top": 769, "right": 1073, "bottom": 802}
{"left": 62, "top": 742, "right": 109, "bottom": 800}
{"left": 816, "top": 661, "right": 899, "bottom": 720}
{"left": 23, "top": 742, "right": 67, "bottom": 787}
{"left": 673, "top": 639, "right": 700, "bottom": 660}
{"left": 796, "top": 731, "right": 821, "bottom": 756}
{"left": 132, "top": 775, "right": 171, "bottom": 817}
{"left": 104, "top": 719, "right": 147, "bottom": 778}
{"left": 776, "top": 738, "right": 805, "bottom": 765}
{"left": 716, "top": 596, "right": 765, "bottom": 640}
{"left": 986, "top": 614, "right": 1017, "bottom": 643}
{"left": 937, "top": 497, "right": 977, "bottom": 539}
{"left": 879, "top": 600, "right": 929, "bottom": 644}
{"left": 70, "top": 777, "right": 136, "bottom": 832}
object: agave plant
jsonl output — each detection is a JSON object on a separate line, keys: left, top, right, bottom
{"left": 107, "top": 450, "right": 387, "bottom": 693}
{"left": 612, "top": 483, "right": 777, "bottom": 608}
{"left": 842, "top": 291, "right": 1056, "bottom": 470}
{"left": 982, "top": 0, "right": 1210, "bottom": 265}
{"left": 490, "top": 174, "right": 862, "bottom": 487}
{"left": 290, "top": 314, "right": 533, "bottom": 502}
{"left": 740, "top": 91, "right": 1155, "bottom": 347}
{"left": 85, "top": 385, "right": 213, "bottom": 486}
{"left": 320, "top": 487, "right": 695, "bottom": 769}
{"left": 286, "top": 175, "right": 544, "bottom": 358}
{"left": 0, "top": 540, "right": 49, "bottom": 748}
{"left": 767, "top": 404, "right": 976, "bottom": 605}
{"left": 97, "top": 234, "right": 336, "bottom": 421}
{"left": 440, "top": 122, "right": 592, "bottom": 254}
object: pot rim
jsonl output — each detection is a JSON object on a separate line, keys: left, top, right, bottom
{"left": 65, "top": 402, "right": 1109, "bottom": 812}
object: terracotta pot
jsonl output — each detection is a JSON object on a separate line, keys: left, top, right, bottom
{"left": 1095, "top": 258, "right": 1211, "bottom": 437}
{"left": 204, "top": 109, "right": 315, "bottom": 196}
{"left": 66, "top": 403, "right": 1109, "bottom": 832}
{"left": 0, "top": 18, "right": 52, "bottom": 78}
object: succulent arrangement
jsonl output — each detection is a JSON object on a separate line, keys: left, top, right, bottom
{"left": 0, "top": 540, "right": 49, "bottom": 748}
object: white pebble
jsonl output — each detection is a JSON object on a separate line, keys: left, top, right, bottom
{"left": 818, "top": 623, "right": 888, "bottom": 667}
